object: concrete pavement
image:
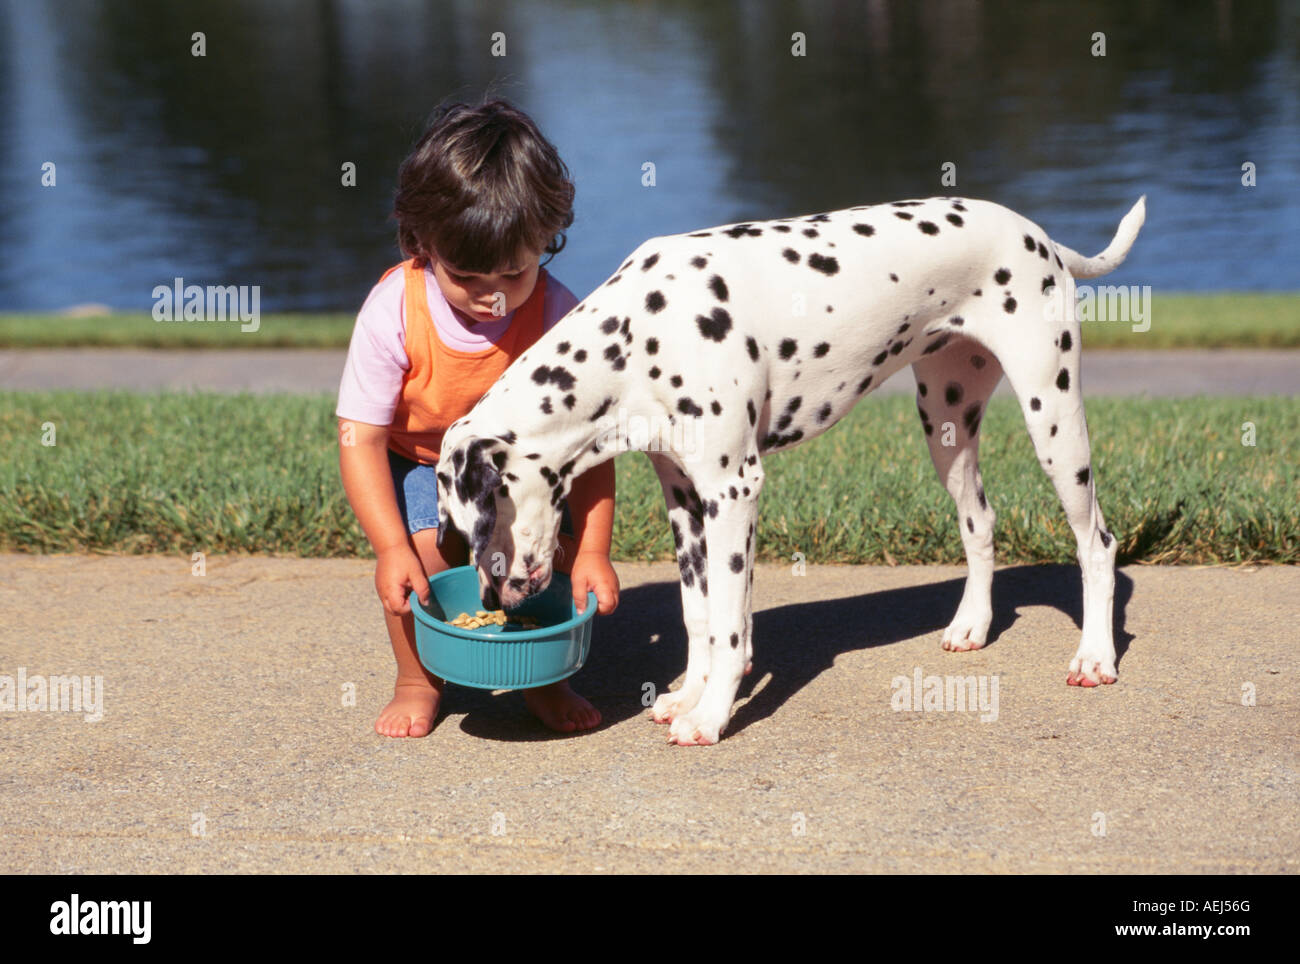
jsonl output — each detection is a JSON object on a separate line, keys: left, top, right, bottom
{"left": 1, "top": 348, "right": 1297, "bottom": 396}
{"left": 1, "top": 554, "right": 1295, "bottom": 873}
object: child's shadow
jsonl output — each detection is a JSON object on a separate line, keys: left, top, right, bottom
{"left": 451, "top": 564, "right": 1134, "bottom": 741}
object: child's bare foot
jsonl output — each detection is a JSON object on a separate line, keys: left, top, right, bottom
{"left": 523, "top": 680, "right": 602, "bottom": 733}
{"left": 375, "top": 678, "right": 443, "bottom": 737}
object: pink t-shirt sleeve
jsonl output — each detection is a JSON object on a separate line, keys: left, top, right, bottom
{"left": 335, "top": 270, "right": 410, "bottom": 426}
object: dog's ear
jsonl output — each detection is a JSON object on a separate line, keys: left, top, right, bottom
{"left": 434, "top": 468, "right": 453, "bottom": 548}
{"left": 455, "top": 437, "right": 504, "bottom": 505}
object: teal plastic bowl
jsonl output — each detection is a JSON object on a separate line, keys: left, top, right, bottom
{"left": 412, "top": 566, "right": 597, "bottom": 690}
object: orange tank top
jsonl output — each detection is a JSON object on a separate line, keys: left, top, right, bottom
{"left": 384, "top": 259, "right": 547, "bottom": 464}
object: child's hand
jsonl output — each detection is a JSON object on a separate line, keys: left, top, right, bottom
{"left": 375, "top": 545, "right": 430, "bottom": 615}
{"left": 569, "top": 550, "right": 619, "bottom": 615}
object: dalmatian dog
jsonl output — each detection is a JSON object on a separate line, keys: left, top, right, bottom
{"left": 436, "top": 195, "right": 1146, "bottom": 745}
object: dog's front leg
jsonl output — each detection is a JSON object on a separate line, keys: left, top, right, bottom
{"left": 668, "top": 496, "right": 758, "bottom": 746}
{"left": 648, "top": 456, "right": 711, "bottom": 724}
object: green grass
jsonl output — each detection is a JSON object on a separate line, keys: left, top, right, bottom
{"left": 1, "top": 293, "right": 1296, "bottom": 349}
{"left": 2, "top": 391, "right": 1295, "bottom": 564}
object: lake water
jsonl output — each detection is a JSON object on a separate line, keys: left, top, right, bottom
{"left": 1, "top": 0, "right": 1296, "bottom": 312}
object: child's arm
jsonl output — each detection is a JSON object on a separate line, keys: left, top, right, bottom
{"left": 564, "top": 460, "right": 620, "bottom": 614}
{"left": 337, "top": 418, "right": 429, "bottom": 614}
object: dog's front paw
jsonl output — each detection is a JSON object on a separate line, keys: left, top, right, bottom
{"left": 667, "top": 709, "right": 725, "bottom": 746}
{"left": 651, "top": 682, "right": 704, "bottom": 723}
{"left": 1067, "top": 655, "right": 1118, "bottom": 687}
{"left": 941, "top": 606, "right": 992, "bottom": 652}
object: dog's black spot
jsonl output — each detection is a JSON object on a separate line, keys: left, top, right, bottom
{"left": 947, "top": 213, "right": 964, "bottom": 227}
{"left": 918, "top": 382, "right": 927, "bottom": 396}
{"left": 894, "top": 211, "right": 914, "bottom": 220}
{"left": 691, "top": 256, "right": 708, "bottom": 269}
{"left": 649, "top": 366, "right": 661, "bottom": 379}
{"left": 641, "top": 253, "right": 659, "bottom": 271}
{"left": 556, "top": 341, "right": 570, "bottom": 354}
{"left": 971, "top": 355, "right": 986, "bottom": 370}
{"left": 817, "top": 402, "right": 832, "bottom": 422}
{"left": 949, "top": 316, "right": 964, "bottom": 326}
{"left": 563, "top": 393, "right": 576, "bottom": 409}
{"left": 730, "top": 632, "right": 740, "bottom": 649}
{"left": 531, "top": 365, "right": 576, "bottom": 391}
{"left": 779, "top": 338, "right": 798, "bottom": 360}
{"left": 813, "top": 341, "right": 830, "bottom": 358}
{"left": 783, "top": 248, "right": 800, "bottom": 263}
{"left": 807, "top": 254, "right": 839, "bottom": 275}
{"left": 589, "top": 397, "right": 615, "bottom": 421}
{"left": 1038, "top": 242, "right": 1049, "bottom": 260}
{"left": 918, "top": 221, "right": 939, "bottom": 235}
{"left": 973, "top": 288, "right": 982, "bottom": 297}
{"left": 728, "top": 486, "right": 738, "bottom": 499}
{"left": 857, "top": 374, "right": 873, "bottom": 393}
{"left": 720, "top": 454, "right": 729, "bottom": 468}
{"left": 1076, "top": 466, "right": 1090, "bottom": 485}
{"left": 963, "top": 403, "right": 982, "bottom": 437}
{"left": 540, "top": 396, "right": 552, "bottom": 414}
{"left": 1050, "top": 424, "right": 1058, "bottom": 437}
{"left": 1057, "top": 368, "right": 1070, "bottom": 391}
{"left": 977, "top": 484, "right": 987, "bottom": 510}
{"left": 525, "top": 453, "right": 541, "bottom": 461}
{"left": 500, "top": 431, "right": 516, "bottom": 445}
{"left": 747, "top": 399, "right": 757, "bottom": 425}
{"left": 898, "top": 323, "right": 910, "bottom": 333}
{"left": 688, "top": 231, "right": 712, "bottom": 238}
{"left": 890, "top": 273, "right": 899, "bottom": 282}
{"left": 604, "top": 344, "right": 621, "bottom": 363}
{"left": 709, "top": 275, "right": 729, "bottom": 302}
{"left": 773, "top": 225, "right": 791, "bottom": 233}
{"left": 922, "top": 333, "right": 953, "bottom": 355}
{"left": 697, "top": 307, "right": 733, "bottom": 342}
{"left": 1099, "top": 527, "right": 1113, "bottom": 548}
{"left": 945, "top": 383, "right": 963, "bottom": 406}
{"left": 678, "top": 397, "right": 703, "bottom": 417}
{"left": 1024, "top": 234, "right": 1036, "bottom": 252}
{"left": 873, "top": 351, "right": 888, "bottom": 366}
{"left": 1030, "top": 397, "right": 1041, "bottom": 411}
{"left": 669, "top": 374, "right": 683, "bottom": 388}
{"left": 724, "top": 224, "right": 762, "bottom": 238}
{"left": 645, "top": 291, "right": 666, "bottom": 313}
{"left": 600, "top": 316, "right": 619, "bottom": 335}
{"left": 967, "top": 516, "right": 975, "bottom": 533}
{"left": 853, "top": 223, "right": 875, "bottom": 236}
{"left": 1004, "top": 296, "right": 1017, "bottom": 314}
{"left": 729, "top": 553, "right": 744, "bottom": 573}
{"left": 644, "top": 337, "right": 659, "bottom": 355}
{"left": 573, "top": 349, "right": 587, "bottom": 362}
{"left": 1042, "top": 276, "right": 1055, "bottom": 294}
{"left": 803, "top": 228, "right": 819, "bottom": 238}
{"left": 746, "top": 336, "right": 760, "bottom": 361}
{"left": 994, "top": 268, "right": 1011, "bottom": 285}
{"left": 1060, "top": 331, "right": 1073, "bottom": 351}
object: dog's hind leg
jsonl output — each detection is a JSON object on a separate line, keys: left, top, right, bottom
{"left": 912, "top": 340, "right": 1005, "bottom": 651}
{"left": 986, "top": 281, "right": 1119, "bottom": 685}
{"left": 647, "top": 454, "right": 713, "bottom": 723}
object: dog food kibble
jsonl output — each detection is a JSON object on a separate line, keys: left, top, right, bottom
{"left": 446, "top": 610, "right": 540, "bottom": 630}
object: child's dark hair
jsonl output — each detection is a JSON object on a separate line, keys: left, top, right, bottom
{"left": 393, "top": 99, "right": 575, "bottom": 273}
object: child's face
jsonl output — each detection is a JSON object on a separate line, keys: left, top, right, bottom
{"left": 431, "top": 249, "right": 542, "bottom": 324}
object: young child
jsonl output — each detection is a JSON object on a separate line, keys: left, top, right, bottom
{"left": 336, "top": 100, "right": 620, "bottom": 738}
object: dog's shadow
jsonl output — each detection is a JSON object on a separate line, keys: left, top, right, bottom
{"left": 450, "top": 564, "right": 1135, "bottom": 741}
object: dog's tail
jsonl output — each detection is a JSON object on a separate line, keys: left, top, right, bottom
{"left": 1051, "top": 196, "right": 1146, "bottom": 279}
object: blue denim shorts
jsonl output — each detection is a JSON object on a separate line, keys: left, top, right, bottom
{"left": 388, "top": 448, "right": 575, "bottom": 537}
